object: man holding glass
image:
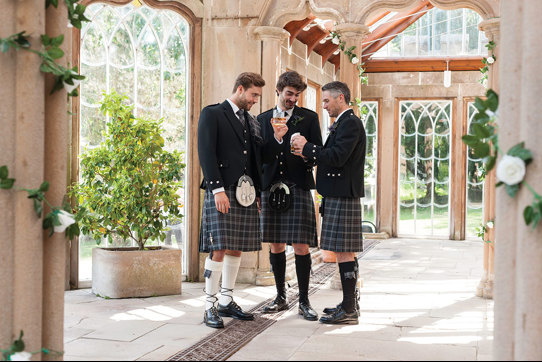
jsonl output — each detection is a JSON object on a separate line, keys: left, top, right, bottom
{"left": 258, "top": 71, "right": 323, "bottom": 321}
{"left": 292, "top": 81, "right": 366, "bottom": 325}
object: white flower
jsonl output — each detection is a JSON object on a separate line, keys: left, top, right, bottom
{"left": 486, "top": 221, "right": 494, "bottom": 228}
{"left": 482, "top": 78, "right": 488, "bottom": 88}
{"left": 351, "top": 56, "right": 359, "bottom": 64}
{"left": 54, "top": 210, "right": 77, "bottom": 233}
{"left": 486, "top": 56, "right": 495, "bottom": 64}
{"left": 10, "top": 352, "right": 32, "bottom": 361}
{"left": 496, "top": 155, "right": 526, "bottom": 186}
{"left": 63, "top": 80, "right": 81, "bottom": 94}
{"left": 331, "top": 37, "right": 340, "bottom": 45}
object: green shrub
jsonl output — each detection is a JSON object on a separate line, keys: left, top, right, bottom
{"left": 71, "top": 92, "right": 185, "bottom": 250}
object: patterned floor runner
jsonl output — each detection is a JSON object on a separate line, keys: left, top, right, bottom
{"left": 167, "top": 240, "right": 379, "bottom": 361}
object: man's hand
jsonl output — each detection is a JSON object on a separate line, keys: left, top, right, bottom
{"left": 272, "top": 122, "right": 288, "bottom": 142}
{"left": 214, "top": 191, "right": 230, "bottom": 214}
{"left": 292, "top": 135, "right": 307, "bottom": 156}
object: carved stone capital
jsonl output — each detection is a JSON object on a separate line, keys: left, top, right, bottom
{"left": 253, "top": 26, "right": 290, "bottom": 41}
{"left": 479, "top": 17, "right": 500, "bottom": 38}
{"left": 335, "top": 23, "right": 371, "bottom": 41}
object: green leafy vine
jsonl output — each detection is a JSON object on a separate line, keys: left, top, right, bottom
{"left": 462, "top": 89, "right": 542, "bottom": 229}
{"left": 0, "top": 165, "right": 80, "bottom": 240}
{"left": 0, "top": 0, "right": 89, "bottom": 97}
{"left": 330, "top": 31, "right": 369, "bottom": 86}
{"left": 1, "top": 331, "right": 62, "bottom": 361}
{"left": 480, "top": 41, "right": 496, "bottom": 87}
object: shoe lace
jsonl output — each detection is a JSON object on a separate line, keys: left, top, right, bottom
{"left": 203, "top": 288, "right": 219, "bottom": 307}
{"left": 220, "top": 287, "right": 234, "bottom": 304}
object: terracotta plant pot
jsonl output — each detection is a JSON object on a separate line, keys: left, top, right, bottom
{"left": 92, "top": 246, "right": 182, "bottom": 299}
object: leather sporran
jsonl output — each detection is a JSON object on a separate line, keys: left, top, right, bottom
{"left": 236, "top": 175, "right": 256, "bottom": 207}
{"left": 269, "top": 182, "right": 292, "bottom": 212}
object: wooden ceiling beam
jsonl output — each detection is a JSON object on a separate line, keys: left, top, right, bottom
{"left": 363, "top": 57, "right": 484, "bottom": 73}
{"left": 284, "top": 16, "right": 316, "bottom": 47}
{"left": 307, "top": 31, "right": 328, "bottom": 57}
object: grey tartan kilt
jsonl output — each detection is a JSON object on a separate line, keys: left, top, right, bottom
{"left": 320, "top": 197, "right": 364, "bottom": 252}
{"left": 260, "top": 188, "right": 318, "bottom": 247}
{"left": 199, "top": 186, "right": 262, "bottom": 253}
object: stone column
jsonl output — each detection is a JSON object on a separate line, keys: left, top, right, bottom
{"left": 0, "top": 0, "right": 46, "bottom": 358}
{"left": 253, "top": 26, "right": 289, "bottom": 286}
{"left": 335, "top": 23, "right": 370, "bottom": 110}
{"left": 478, "top": 18, "right": 500, "bottom": 301}
{"left": 495, "top": 1, "right": 542, "bottom": 359}
{"left": 42, "top": 2, "right": 69, "bottom": 360}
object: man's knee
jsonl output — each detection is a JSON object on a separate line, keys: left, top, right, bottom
{"left": 270, "top": 243, "right": 286, "bottom": 254}
{"left": 293, "top": 244, "right": 310, "bottom": 255}
{"left": 225, "top": 250, "right": 242, "bottom": 258}
{"left": 211, "top": 250, "right": 226, "bottom": 262}
{"left": 336, "top": 252, "right": 355, "bottom": 263}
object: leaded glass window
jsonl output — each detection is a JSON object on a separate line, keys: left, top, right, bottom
{"left": 466, "top": 102, "right": 485, "bottom": 238}
{"left": 79, "top": 2, "right": 190, "bottom": 281}
{"left": 398, "top": 101, "right": 451, "bottom": 236}
{"left": 360, "top": 102, "right": 378, "bottom": 225}
{"left": 372, "top": 8, "right": 488, "bottom": 58}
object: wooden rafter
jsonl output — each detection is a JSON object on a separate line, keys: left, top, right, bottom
{"left": 284, "top": 16, "right": 316, "bottom": 47}
{"left": 364, "top": 57, "right": 484, "bottom": 73}
{"left": 362, "top": 1, "right": 433, "bottom": 61}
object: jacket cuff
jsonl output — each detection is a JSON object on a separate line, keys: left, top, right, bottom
{"left": 212, "top": 187, "right": 226, "bottom": 195}
{"left": 205, "top": 178, "right": 224, "bottom": 191}
{"left": 302, "top": 142, "right": 319, "bottom": 163}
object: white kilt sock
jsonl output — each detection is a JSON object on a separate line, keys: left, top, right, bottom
{"left": 204, "top": 258, "right": 223, "bottom": 310}
{"left": 218, "top": 254, "right": 242, "bottom": 307}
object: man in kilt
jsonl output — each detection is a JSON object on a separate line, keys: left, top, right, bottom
{"left": 292, "top": 81, "right": 366, "bottom": 325}
{"left": 258, "top": 71, "right": 323, "bottom": 321}
{"left": 198, "top": 72, "right": 266, "bottom": 329}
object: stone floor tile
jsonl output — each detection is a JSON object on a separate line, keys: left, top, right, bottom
{"left": 83, "top": 320, "right": 166, "bottom": 342}
{"left": 64, "top": 339, "right": 162, "bottom": 361}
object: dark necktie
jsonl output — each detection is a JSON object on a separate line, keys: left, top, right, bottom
{"left": 236, "top": 109, "right": 246, "bottom": 127}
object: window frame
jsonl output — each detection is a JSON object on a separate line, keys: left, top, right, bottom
{"left": 70, "top": 0, "right": 202, "bottom": 288}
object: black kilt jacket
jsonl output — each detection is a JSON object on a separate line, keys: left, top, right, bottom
{"left": 302, "top": 109, "right": 366, "bottom": 198}
{"left": 258, "top": 106, "right": 323, "bottom": 191}
{"left": 197, "top": 100, "right": 262, "bottom": 192}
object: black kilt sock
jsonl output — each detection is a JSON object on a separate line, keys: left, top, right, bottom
{"left": 270, "top": 251, "right": 287, "bottom": 298}
{"left": 295, "top": 253, "right": 312, "bottom": 303}
{"left": 339, "top": 261, "right": 358, "bottom": 313}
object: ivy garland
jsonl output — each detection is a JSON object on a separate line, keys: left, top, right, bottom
{"left": 1, "top": 331, "right": 62, "bottom": 361}
{"left": 463, "top": 89, "right": 542, "bottom": 229}
{"left": 0, "top": 0, "right": 89, "bottom": 97}
{"left": 0, "top": 165, "right": 80, "bottom": 240}
{"left": 480, "top": 40, "right": 496, "bottom": 88}
{"left": 329, "top": 31, "right": 369, "bottom": 86}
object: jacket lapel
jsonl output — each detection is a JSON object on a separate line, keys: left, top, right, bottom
{"left": 324, "top": 109, "right": 353, "bottom": 147}
{"left": 222, "top": 100, "right": 245, "bottom": 145}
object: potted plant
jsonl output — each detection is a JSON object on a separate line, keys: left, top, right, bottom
{"left": 71, "top": 92, "right": 186, "bottom": 298}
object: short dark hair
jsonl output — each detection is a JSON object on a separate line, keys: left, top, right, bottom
{"left": 276, "top": 71, "right": 307, "bottom": 92}
{"left": 233, "top": 72, "right": 266, "bottom": 93}
{"left": 322, "top": 81, "right": 351, "bottom": 105}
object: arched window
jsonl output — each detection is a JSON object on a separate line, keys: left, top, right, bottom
{"left": 75, "top": 0, "right": 195, "bottom": 284}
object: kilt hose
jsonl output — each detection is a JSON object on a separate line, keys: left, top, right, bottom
{"left": 199, "top": 185, "right": 262, "bottom": 253}
{"left": 320, "top": 197, "right": 364, "bottom": 252}
{"left": 260, "top": 187, "right": 318, "bottom": 247}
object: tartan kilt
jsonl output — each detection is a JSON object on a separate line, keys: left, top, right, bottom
{"left": 320, "top": 197, "right": 364, "bottom": 252}
{"left": 260, "top": 188, "right": 318, "bottom": 247}
{"left": 199, "top": 185, "right": 262, "bottom": 253}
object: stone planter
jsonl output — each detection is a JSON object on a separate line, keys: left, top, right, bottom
{"left": 92, "top": 246, "right": 182, "bottom": 299}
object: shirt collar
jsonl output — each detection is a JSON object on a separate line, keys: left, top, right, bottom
{"left": 336, "top": 108, "right": 351, "bottom": 121}
{"left": 276, "top": 104, "right": 294, "bottom": 118}
{"left": 226, "top": 98, "right": 241, "bottom": 118}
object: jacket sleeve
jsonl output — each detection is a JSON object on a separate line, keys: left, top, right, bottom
{"left": 197, "top": 107, "right": 224, "bottom": 191}
{"left": 259, "top": 114, "right": 286, "bottom": 164}
{"left": 302, "top": 116, "right": 360, "bottom": 168}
